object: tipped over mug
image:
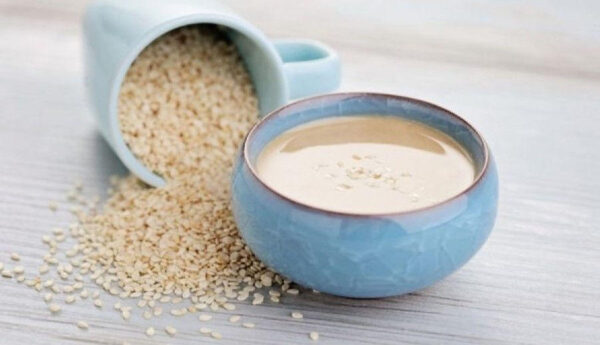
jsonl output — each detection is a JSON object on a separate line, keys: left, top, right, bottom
{"left": 83, "top": 0, "right": 341, "bottom": 187}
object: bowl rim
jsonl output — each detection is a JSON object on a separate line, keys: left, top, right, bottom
{"left": 242, "top": 92, "right": 491, "bottom": 217}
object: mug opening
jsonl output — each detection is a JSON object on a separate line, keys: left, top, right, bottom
{"left": 108, "top": 15, "right": 287, "bottom": 187}
{"left": 243, "top": 92, "right": 490, "bottom": 217}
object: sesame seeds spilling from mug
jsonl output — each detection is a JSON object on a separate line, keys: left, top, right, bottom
{"left": 118, "top": 25, "right": 258, "bottom": 183}
{"left": 1, "top": 24, "right": 323, "bottom": 343}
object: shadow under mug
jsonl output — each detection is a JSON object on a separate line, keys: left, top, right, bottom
{"left": 83, "top": 0, "right": 341, "bottom": 187}
{"left": 232, "top": 93, "right": 499, "bottom": 298}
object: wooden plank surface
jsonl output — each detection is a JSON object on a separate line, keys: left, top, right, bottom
{"left": 0, "top": 1, "right": 599, "bottom": 344}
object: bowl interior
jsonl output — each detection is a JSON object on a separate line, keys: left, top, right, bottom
{"left": 244, "top": 93, "right": 488, "bottom": 213}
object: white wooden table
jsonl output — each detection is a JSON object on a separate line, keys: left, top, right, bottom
{"left": 1, "top": 1, "right": 599, "bottom": 344}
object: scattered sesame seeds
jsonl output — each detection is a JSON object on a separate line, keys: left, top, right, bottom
{"left": 291, "top": 311, "right": 304, "bottom": 319}
{"left": 0, "top": 25, "right": 308, "bottom": 344}
{"left": 309, "top": 331, "right": 320, "bottom": 341}
{"left": 77, "top": 321, "right": 89, "bottom": 330}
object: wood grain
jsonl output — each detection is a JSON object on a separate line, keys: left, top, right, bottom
{"left": 0, "top": 1, "right": 599, "bottom": 344}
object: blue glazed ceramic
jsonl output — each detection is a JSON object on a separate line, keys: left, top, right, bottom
{"left": 232, "top": 93, "right": 498, "bottom": 298}
{"left": 83, "top": 0, "right": 340, "bottom": 187}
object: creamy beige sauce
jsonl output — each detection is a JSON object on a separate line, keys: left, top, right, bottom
{"left": 255, "top": 115, "right": 476, "bottom": 214}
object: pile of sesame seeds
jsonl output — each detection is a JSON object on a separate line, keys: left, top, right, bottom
{"left": 2, "top": 25, "right": 322, "bottom": 342}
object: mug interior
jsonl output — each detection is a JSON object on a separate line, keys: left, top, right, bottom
{"left": 244, "top": 92, "right": 489, "bottom": 215}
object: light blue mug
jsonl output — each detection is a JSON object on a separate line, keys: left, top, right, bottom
{"left": 83, "top": 0, "right": 341, "bottom": 187}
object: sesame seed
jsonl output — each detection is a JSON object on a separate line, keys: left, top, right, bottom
{"left": 93, "top": 299, "right": 103, "bottom": 308}
{"left": 165, "top": 325, "right": 177, "bottom": 336}
{"left": 76, "top": 321, "right": 89, "bottom": 330}
{"left": 286, "top": 288, "right": 299, "bottom": 295}
{"left": 65, "top": 295, "right": 76, "bottom": 304}
{"left": 48, "top": 303, "right": 61, "bottom": 313}
{"left": 10, "top": 253, "right": 20, "bottom": 261}
{"left": 198, "top": 313, "right": 212, "bottom": 321}
{"left": 13, "top": 266, "right": 24, "bottom": 274}
{"left": 49, "top": 202, "right": 58, "bottom": 211}
{"left": 145, "top": 327, "right": 155, "bottom": 337}
{"left": 39, "top": 265, "right": 49, "bottom": 274}
{"left": 2, "top": 270, "right": 13, "bottom": 278}
{"left": 43, "top": 293, "right": 53, "bottom": 302}
{"left": 228, "top": 315, "right": 240, "bottom": 323}
{"left": 210, "top": 332, "right": 222, "bottom": 339}
{"left": 309, "top": 332, "right": 319, "bottom": 341}
{"left": 291, "top": 311, "right": 303, "bottom": 319}
{"left": 80, "top": 289, "right": 89, "bottom": 299}
{"left": 242, "top": 322, "right": 255, "bottom": 329}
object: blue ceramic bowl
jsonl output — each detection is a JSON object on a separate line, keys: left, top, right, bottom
{"left": 231, "top": 93, "right": 498, "bottom": 298}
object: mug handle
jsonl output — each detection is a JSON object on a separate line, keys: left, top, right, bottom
{"left": 273, "top": 39, "right": 341, "bottom": 100}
